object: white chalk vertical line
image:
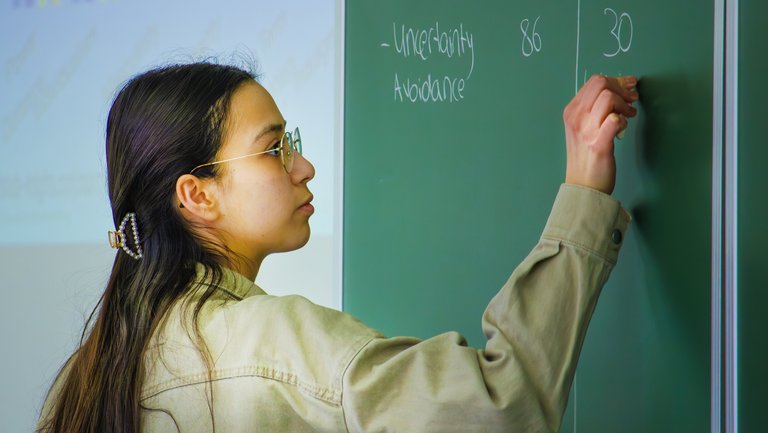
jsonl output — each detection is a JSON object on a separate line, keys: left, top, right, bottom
{"left": 573, "top": 3, "right": 582, "bottom": 431}
{"left": 574, "top": 0, "right": 582, "bottom": 425}
{"left": 575, "top": 0, "right": 581, "bottom": 94}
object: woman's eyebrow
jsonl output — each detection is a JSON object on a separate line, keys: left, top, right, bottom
{"left": 252, "top": 122, "right": 286, "bottom": 144}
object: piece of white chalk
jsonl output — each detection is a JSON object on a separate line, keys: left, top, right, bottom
{"left": 617, "top": 114, "right": 627, "bottom": 140}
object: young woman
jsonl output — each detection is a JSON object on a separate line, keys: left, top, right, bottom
{"left": 36, "top": 62, "right": 638, "bottom": 433}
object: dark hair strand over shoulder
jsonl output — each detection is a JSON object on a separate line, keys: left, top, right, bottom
{"left": 37, "top": 61, "right": 256, "bottom": 433}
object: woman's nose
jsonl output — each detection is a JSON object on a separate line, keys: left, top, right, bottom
{"left": 292, "top": 152, "right": 315, "bottom": 184}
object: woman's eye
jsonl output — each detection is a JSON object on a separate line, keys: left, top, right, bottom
{"left": 267, "top": 142, "right": 280, "bottom": 156}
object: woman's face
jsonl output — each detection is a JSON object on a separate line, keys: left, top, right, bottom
{"left": 212, "top": 81, "right": 315, "bottom": 272}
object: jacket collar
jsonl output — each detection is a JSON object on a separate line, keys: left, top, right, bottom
{"left": 193, "top": 263, "right": 267, "bottom": 300}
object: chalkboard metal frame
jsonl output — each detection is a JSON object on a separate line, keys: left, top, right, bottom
{"left": 711, "top": 0, "right": 724, "bottom": 431}
{"left": 723, "top": 0, "right": 739, "bottom": 433}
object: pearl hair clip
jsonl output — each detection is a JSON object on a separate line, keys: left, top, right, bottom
{"left": 108, "top": 212, "right": 143, "bottom": 260}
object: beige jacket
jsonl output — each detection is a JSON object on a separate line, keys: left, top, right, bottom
{"left": 39, "top": 184, "right": 630, "bottom": 433}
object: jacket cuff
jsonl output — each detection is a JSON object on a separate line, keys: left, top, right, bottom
{"left": 541, "top": 184, "right": 631, "bottom": 264}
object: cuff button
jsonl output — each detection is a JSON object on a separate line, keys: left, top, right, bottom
{"left": 611, "top": 229, "right": 623, "bottom": 244}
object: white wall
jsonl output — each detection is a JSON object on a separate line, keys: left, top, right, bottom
{"left": 0, "top": 1, "right": 342, "bottom": 431}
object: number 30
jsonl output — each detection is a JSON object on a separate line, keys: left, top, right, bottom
{"left": 603, "top": 8, "right": 633, "bottom": 57}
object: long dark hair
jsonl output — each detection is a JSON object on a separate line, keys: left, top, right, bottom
{"left": 37, "top": 62, "right": 256, "bottom": 433}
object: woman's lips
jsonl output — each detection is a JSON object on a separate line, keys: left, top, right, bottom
{"left": 299, "top": 195, "right": 314, "bottom": 214}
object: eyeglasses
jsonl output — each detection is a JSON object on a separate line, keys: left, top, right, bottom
{"left": 190, "top": 127, "right": 302, "bottom": 175}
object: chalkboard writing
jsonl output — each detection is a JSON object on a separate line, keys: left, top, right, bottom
{"left": 602, "top": 8, "right": 633, "bottom": 58}
{"left": 520, "top": 16, "right": 542, "bottom": 57}
{"left": 381, "top": 22, "right": 474, "bottom": 103}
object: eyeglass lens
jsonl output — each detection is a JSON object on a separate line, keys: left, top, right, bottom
{"left": 281, "top": 128, "right": 302, "bottom": 173}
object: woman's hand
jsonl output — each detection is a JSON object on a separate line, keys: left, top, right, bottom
{"left": 563, "top": 75, "right": 639, "bottom": 195}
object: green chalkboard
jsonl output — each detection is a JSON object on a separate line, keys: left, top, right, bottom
{"left": 343, "top": 1, "right": 711, "bottom": 432}
{"left": 738, "top": 0, "right": 768, "bottom": 430}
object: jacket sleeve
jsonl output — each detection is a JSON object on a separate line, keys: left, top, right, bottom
{"left": 340, "top": 184, "right": 631, "bottom": 433}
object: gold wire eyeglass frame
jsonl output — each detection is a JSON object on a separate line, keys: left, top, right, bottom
{"left": 189, "top": 127, "right": 302, "bottom": 175}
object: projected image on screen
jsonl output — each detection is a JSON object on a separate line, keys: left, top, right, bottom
{"left": 0, "top": 2, "right": 340, "bottom": 432}
{"left": 1, "top": 0, "right": 337, "bottom": 246}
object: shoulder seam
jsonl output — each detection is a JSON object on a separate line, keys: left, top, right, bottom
{"left": 140, "top": 365, "right": 344, "bottom": 405}
{"left": 338, "top": 333, "right": 379, "bottom": 433}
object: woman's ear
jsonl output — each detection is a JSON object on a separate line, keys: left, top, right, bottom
{"left": 176, "top": 174, "right": 220, "bottom": 222}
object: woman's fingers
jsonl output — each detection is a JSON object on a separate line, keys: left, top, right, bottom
{"left": 597, "top": 113, "right": 628, "bottom": 150}
{"left": 579, "top": 75, "right": 638, "bottom": 107}
{"left": 590, "top": 89, "right": 637, "bottom": 140}
{"left": 591, "top": 88, "right": 637, "bottom": 125}
{"left": 617, "top": 75, "right": 639, "bottom": 96}
{"left": 563, "top": 74, "right": 639, "bottom": 195}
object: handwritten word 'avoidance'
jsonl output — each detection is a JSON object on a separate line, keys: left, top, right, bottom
{"left": 393, "top": 73, "right": 465, "bottom": 103}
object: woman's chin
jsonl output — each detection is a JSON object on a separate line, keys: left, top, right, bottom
{"left": 283, "top": 226, "right": 312, "bottom": 252}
